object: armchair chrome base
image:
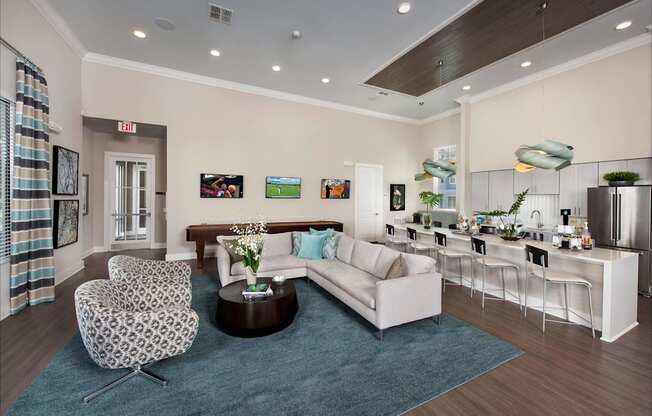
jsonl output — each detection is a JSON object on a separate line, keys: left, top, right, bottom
{"left": 83, "top": 364, "right": 167, "bottom": 403}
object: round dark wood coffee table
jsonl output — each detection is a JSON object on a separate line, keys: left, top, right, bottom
{"left": 216, "top": 277, "right": 298, "bottom": 337}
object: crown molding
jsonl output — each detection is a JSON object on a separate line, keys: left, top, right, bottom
{"left": 29, "top": 0, "right": 86, "bottom": 58}
{"left": 419, "top": 107, "right": 461, "bottom": 125}
{"left": 82, "top": 53, "right": 421, "bottom": 125}
{"left": 468, "top": 33, "right": 652, "bottom": 104}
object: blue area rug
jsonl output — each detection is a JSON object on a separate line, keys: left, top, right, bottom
{"left": 7, "top": 274, "right": 522, "bottom": 416}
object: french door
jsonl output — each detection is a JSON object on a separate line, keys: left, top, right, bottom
{"left": 105, "top": 152, "right": 155, "bottom": 250}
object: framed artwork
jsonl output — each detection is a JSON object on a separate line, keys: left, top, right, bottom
{"left": 53, "top": 199, "right": 79, "bottom": 249}
{"left": 81, "top": 174, "right": 89, "bottom": 216}
{"left": 52, "top": 145, "right": 79, "bottom": 195}
{"left": 390, "top": 184, "right": 406, "bottom": 211}
{"left": 321, "top": 179, "right": 350, "bottom": 199}
{"left": 266, "top": 176, "right": 301, "bottom": 199}
{"left": 200, "top": 174, "right": 244, "bottom": 198}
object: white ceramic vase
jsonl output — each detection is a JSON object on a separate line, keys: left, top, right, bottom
{"left": 245, "top": 267, "right": 257, "bottom": 286}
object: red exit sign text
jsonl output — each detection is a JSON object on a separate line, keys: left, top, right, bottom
{"left": 117, "top": 121, "right": 137, "bottom": 134}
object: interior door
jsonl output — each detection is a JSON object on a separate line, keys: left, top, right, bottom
{"left": 106, "top": 153, "right": 154, "bottom": 250}
{"left": 355, "top": 164, "right": 383, "bottom": 241}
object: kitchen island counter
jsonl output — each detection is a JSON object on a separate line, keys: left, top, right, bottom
{"left": 394, "top": 224, "right": 639, "bottom": 342}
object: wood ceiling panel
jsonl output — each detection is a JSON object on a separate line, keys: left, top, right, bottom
{"left": 365, "top": 0, "right": 633, "bottom": 96}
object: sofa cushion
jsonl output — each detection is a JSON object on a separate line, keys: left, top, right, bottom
{"left": 400, "top": 252, "right": 436, "bottom": 276}
{"left": 307, "top": 260, "right": 377, "bottom": 309}
{"left": 372, "top": 247, "right": 401, "bottom": 279}
{"left": 231, "top": 255, "right": 307, "bottom": 276}
{"left": 336, "top": 234, "right": 355, "bottom": 264}
{"left": 291, "top": 232, "right": 302, "bottom": 255}
{"left": 297, "top": 233, "right": 327, "bottom": 260}
{"left": 351, "top": 240, "right": 383, "bottom": 275}
{"left": 216, "top": 236, "right": 242, "bottom": 264}
{"left": 322, "top": 234, "right": 340, "bottom": 260}
{"left": 262, "top": 232, "right": 292, "bottom": 257}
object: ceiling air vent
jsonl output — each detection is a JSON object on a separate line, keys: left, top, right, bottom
{"left": 209, "top": 4, "right": 233, "bottom": 24}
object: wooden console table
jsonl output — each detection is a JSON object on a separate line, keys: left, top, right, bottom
{"left": 186, "top": 220, "right": 344, "bottom": 268}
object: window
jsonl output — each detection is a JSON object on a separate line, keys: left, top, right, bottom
{"left": 434, "top": 144, "right": 456, "bottom": 210}
{"left": 0, "top": 98, "right": 14, "bottom": 263}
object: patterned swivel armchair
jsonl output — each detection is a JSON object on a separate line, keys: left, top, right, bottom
{"left": 108, "top": 255, "right": 192, "bottom": 285}
{"left": 75, "top": 278, "right": 199, "bottom": 402}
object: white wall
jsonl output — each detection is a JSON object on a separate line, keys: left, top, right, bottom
{"left": 82, "top": 61, "right": 423, "bottom": 258}
{"left": 417, "top": 112, "right": 461, "bottom": 196}
{"left": 0, "top": 0, "right": 83, "bottom": 319}
{"left": 468, "top": 44, "right": 652, "bottom": 172}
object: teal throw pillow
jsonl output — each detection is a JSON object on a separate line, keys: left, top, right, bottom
{"left": 291, "top": 232, "right": 302, "bottom": 256}
{"left": 310, "top": 227, "right": 334, "bottom": 238}
{"left": 322, "top": 235, "right": 340, "bottom": 260}
{"left": 298, "top": 233, "right": 327, "bottom": 260}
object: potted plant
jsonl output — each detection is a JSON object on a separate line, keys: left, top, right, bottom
{"left": 603, "top": 171, "right": 640, "bottom": 187}
{"left": 230, "top": 220, "right": 267, "bottom": 286}
{"left": 418, "top": 191, "right": 442, "bottom": 229}
{"left": 475, "top": 189, "right": 529, "bottom": 241}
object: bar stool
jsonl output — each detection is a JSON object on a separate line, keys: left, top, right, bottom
{"left": 407, "top": 227, "right": 434, "bottom": 256}
{"left": 524, "top": 245, "right": 595, "bottom": 338}
{"left": 471, "top": 237, "right": 522, "bottom": 310}
{"left": 434, "top": 232, "right": 473, "bottom": 294}
{"left": 385, "top": 224, "right": 407, "bottom": 252}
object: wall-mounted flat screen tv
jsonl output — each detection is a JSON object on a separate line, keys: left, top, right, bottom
{"left": 266, "top": 176, "right": 301, "bottom": 199}
{"left": 321, "top": 179, "right": 350, "bottom": 199}
{"left": 200, "top": 174, "right": 244, "bottom": 198}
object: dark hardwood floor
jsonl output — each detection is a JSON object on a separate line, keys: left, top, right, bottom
{"left": 1, "top": 249, "right": 650, "bottom": 415}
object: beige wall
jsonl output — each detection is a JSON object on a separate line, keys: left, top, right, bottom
{"left": 1, "top": 0, "right": 83, "bottom": 319}
{"left": 81, "top": 127, "right": 167, "bottom": 250}
{"left": 417, "top": 113, "right": 461, "bottom": 195}
{"left": 469, "top": 44, "right": 652, "bottom": 172}
{"left": 82, "top": 62, "right": 423, "bottom": 257}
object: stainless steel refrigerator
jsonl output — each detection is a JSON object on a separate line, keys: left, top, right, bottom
{"left": 588, "top": 185, "right": 652, "bottom": 297}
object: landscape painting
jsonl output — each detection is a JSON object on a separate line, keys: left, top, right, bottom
{"left": 321, "top": 179, "right": 350, "bottom": 199}
{"left": 390, "top": 184, "right": 406, "bottom": 211}
{"left": 53, "top": 199, "right": 79, "bottom": 249}
{"left": 53, "top": 145, "right": 79, "bottom": 195}
{"left": 200, "top": 174, "right": 244, "bottom": 198}
{"left": 266, "top": 176, "right": 301, "bottom": 199}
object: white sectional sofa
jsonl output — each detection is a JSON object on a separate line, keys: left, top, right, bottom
{"left": 216, "top": 232, "right": 442, "bottom": 337}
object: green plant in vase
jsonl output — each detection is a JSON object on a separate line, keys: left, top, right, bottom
{"left": 418, "top": 191, "right": 442, "bottom": 229}
{"left": 603, "top": 171, "right": 640, "bottom": 186}
{"left": 230, "top": 220, "right": 267, "bottom": 285}
{"left": 475, "top": 189, "right": 529, "bottom": 240}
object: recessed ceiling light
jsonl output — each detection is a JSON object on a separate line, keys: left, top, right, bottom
{"left": 397, "top": 2, "right": 411, "bottom": 14}
{"left": 133, "top": 30, "right": 147, "bottom": 39}
{"left": 210, "top": 49, "right": 221, "bottom": 57}
{"left": 615, "top": 20, "right": 632, "bottom": 31}
{"left": 321, "top": 78, "right": 330, "bottom": 84}
{"left": 520, "top": 60, "right": 532, "bottom": 68}
{"left": 462, "top": 85, "right": 471, "bottom": 91}
{"left": 272, "top": 65, "right": 281, "bottom": 72}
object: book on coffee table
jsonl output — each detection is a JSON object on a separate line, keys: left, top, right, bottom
{"left": 242, "top": 283, "right": 273, "bottom": 299}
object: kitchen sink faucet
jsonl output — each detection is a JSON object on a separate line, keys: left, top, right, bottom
{"left": 530, "top": 210, "right": 544, "bottom": 229}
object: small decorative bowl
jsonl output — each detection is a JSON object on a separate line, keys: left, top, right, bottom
{"left": 272, "top": 275, "right": 286, "bottom": 284}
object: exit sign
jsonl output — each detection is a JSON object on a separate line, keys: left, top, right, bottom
{"left": 117, "top": 121, "right": 137, "bottom": 134}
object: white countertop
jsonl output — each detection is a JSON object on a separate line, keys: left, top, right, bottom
{"left": 393, "top": 224, "right": 637, "bottom": 265}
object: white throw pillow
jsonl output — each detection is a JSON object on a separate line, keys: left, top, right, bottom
{"left": 262, "top": 232, "right": 293, "bottom": 257}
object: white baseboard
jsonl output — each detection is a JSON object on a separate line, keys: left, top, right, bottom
{"left": 55, "top": 259, "right": 85, "bottom": 285}
{"left": 82, "top": 246, "right": 107, "bottom": 259}
{"left": 151, "top": 242, "right": 167, "bottom": 249}
{"left": 600, "top": 321, "right": 639, "bottom": 343}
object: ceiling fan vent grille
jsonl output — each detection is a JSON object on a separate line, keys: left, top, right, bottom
{"left": 209, "top": 4, "right": 233, "bottom": 24}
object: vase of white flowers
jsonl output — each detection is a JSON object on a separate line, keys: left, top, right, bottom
{"left": 230, "top": 220, "right": 267, "bottom": 286}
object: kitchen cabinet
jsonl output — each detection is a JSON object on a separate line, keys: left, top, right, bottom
{"left": 598, "top": 158, "right": 652, "bottom": 185}
{"left": 559, "top": 162, "right": 598, "bottom": 217}
{"left": 626, "top": 158, "right": 652, "bottom": 185}
{"left": 598, "top": 160, "right": 627, "bottom": 186}
{"left": 514, "top": 169, "right": 559, "bottom": 194}
{"left": 471, "top": 171, "right": 489, "bottom": 212}
{"left": 489, "top": 169, "right": 514, "bottom": 211}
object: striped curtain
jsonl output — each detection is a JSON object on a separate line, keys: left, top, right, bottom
{"left": 9, "top": 59, "right": 55, "bottom": 314}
